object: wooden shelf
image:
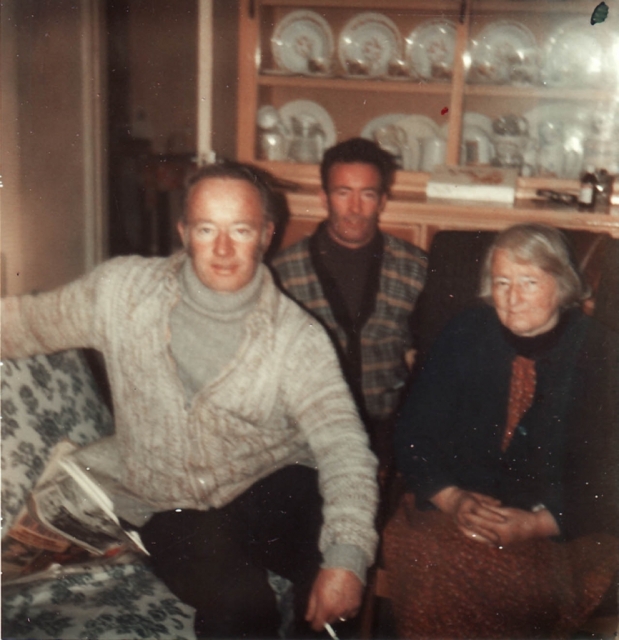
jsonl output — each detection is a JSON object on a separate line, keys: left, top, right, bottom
{"left": 258, "top": 0, "right": 610, "bottom": 14}
{"left": 259, "top": 0, "right": 460, "bottom": 10}
{"left": 259, "top": 75, "right": 618, "bottom": 102}
{"left": 471, "top": 0, "right": 613, "bottom": 15}
{"left": 259, "top": 73, "right": 453, "bottom": 94}
{"left": 284, "top": 190, "right": 619, "bottom": 251}
{"left": 253, "top": 160, "right": 603, "bottom": 205}
{"left": 464, "top": 85, "right": 616, "bottom": 102}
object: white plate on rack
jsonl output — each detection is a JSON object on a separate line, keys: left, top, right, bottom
{"left": 405, "top": 20, "right": 457, "bottom": 82}
{"left": 271, "top": 10, "right": 334, "bottom": 75}
{"left": 524, "top": 103, "right": 593, "bottom": 178}
{"left": 278, "top": 99, "right": 337, "bottom": 148}
{"left": 395, "top": 115, "right": 441, "bottom": 144}
{"left": 361, "top": 113, "right": 409, "bottom": 139}
{"left": 524, "top": 103, "right": 593, "bottom": 143}
{"left": 468, "top": 20, "right": 539, "bottom": 85}
{"left": 441, "top": 112, "right": 493, "bottom": 137}
{"left": 338, "top": 12, "right": 403, "bottom": 78}
{"left": 542, "top": 18, "right": 617, "bottom": 88}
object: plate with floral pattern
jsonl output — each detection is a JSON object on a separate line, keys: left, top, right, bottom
{"left": 338, "top": 12, "right": 403, "bottom": 78}
{"left": 405, "top": 20, "right": 457, "bottom": 82}
{"left": 279, "top": 99, "right": 337, "bottom": 148}
{"left": 468, "top": 21, "right": 539, "bottom": 85}
{"left": 542, "top": 17, "right": 618, "bottom": 89}
{"left": 271, "top": 10, "right": 334, "bottom": 75}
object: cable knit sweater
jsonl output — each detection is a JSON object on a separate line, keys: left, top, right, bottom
{"left": 1, "top": 252, "right": 379, "bottom": 577}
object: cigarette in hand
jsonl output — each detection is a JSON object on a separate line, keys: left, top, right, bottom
{"left": 324, "top": 622, "right": 339, "bottom": 639}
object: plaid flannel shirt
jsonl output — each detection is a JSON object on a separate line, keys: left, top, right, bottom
{"left": 272, "top": 231, "right": 427, "bottom": 421}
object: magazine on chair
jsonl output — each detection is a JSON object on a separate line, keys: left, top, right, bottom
{"left": 2, "top": 441, "right": 147, "bottom": 584}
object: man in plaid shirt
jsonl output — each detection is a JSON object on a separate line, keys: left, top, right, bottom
{"left": 272, "top": 138, "right": 427, "bottom": 484}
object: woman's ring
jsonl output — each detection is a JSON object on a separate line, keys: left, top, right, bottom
{"left": 339, "top": 617, "right": 347, "bottom": 622}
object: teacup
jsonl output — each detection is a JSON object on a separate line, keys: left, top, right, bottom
{"left": 345, "top": 58, "right": 370, "bottom": 76}
{"left": 259, "top": 131, "right": 288, "bottom": 162}
{"left": 536, "top": 144, "right": 564, "bottom": 178}
{"left": 307, "top": 57, "right": 331, "bottom": 75}
{"left": 374, "top": 125, "right": 420, "bottom": 171}
{"left": 421, "top": 136, "right": 447, "bottom": 172}
{"left": 461, "top": 126, "right": 493, "bottom": 165}
{"left": 387, "top": 58, "right": 408, "bottom": 79}
{"left": 493, "top": 136, "right": 525, "bottom": 169}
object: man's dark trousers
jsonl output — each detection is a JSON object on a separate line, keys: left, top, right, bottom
{"left": 139, "top": 465, "right": 324, "bottom": 639}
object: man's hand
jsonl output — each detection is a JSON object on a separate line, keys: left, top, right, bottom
{"left": 404, "top": 348, "right": 416, "bottom": 371}
{"left": 305, "top": 568, "right": 364, "bottom": 632}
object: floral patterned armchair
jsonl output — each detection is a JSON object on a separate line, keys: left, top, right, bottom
{"left": 1, "top": 350, "right": 197, "bottom": 640}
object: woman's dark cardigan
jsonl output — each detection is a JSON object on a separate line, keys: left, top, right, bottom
{"left": 395, "top": 304, "right": 619, "bottom": 541}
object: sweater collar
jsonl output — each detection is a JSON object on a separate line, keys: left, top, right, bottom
{"left": 164, "top": 252, "right": 279, "bottom": 342}
{"left": 315, "top": 221, "right": 382, "bottom": 261}
{"left": 500, "top": 309, "right": 571, "bottom": 359}
{"left": 178, "top": 258, "right": 265, "bottom": 321}
{"left": 309, "top": 222, "right": 384, "bottom": 333}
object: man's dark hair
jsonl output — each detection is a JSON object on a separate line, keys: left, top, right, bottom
{"left": 183, "top": 160, "right": 279, "bottom": 225}
{"left": 320, "top": 138, "right": 397, "bottom": 196}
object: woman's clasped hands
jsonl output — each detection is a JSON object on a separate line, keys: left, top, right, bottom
{"left": 431, "top": 486, "right": 560, "bottom": 547}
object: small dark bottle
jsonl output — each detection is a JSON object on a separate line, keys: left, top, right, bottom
{"left": 595, "top": 169, "right": 611, "bottom": 213}
{"left": 578, "top": 166, "right": 598, "bottom": 212}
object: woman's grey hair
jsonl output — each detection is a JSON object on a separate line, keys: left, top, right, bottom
{"left": 479, "top": 224, "right": 590, "bottom": 308}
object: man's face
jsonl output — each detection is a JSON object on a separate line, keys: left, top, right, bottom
{"left": 179, "top": 177, "right": 274, "bottom": 293}
{"left": 321, "top": 162, "right": 387, "bottom": 249}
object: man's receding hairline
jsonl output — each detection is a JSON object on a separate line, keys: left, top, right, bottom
{"left": 183, "top": 175, "right": 269, "bottom": 225}
{"left": 188, "top": 174, "right": 262, "bottom": 191}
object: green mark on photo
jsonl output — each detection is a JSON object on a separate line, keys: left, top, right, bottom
{"left": 591, "top": 2, "right": 609, "bottom": 25}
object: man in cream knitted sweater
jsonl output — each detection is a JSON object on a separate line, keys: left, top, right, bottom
{"left": 1, "top": 162, "right": 378, "bottom": 638}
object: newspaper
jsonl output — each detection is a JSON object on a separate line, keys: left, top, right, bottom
{"left": 2, "top": 441, "right": 147, "bottom": 584}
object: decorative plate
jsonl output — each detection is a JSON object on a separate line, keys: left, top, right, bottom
{"left": 395, "top": 115, "right": 441, "bottom": 145}
{"left": 468, "top": 21, "right": 539, "bottom": 85}
{"left": 271, "top": 10, "right": 334, "bottom": 75}
{"left": 360, "top": 113, "right": 410, "bottom": 140}
{"left": 405, "top": 20, "right": 457, "bottom": 82}
{"left": 441, "top": 112, "right": 494, "bottom": 138}
{"left": 542, "top": 18, "right": 617, "bottom": 89}
{"left": 278, "top": 99, "right": 337, "bottom": 148}
{"left": 524, "top": 103, "right": 593, "bottom": 144}
{"left": 524, "top": 103, "right": 593, "bottom": 178}
{"left": 338, "top": 13, "right": 403, "bottom": 78}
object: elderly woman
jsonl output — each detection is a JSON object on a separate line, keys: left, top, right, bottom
{"left": 385, "top": 224, "right": 618, "bottom": 638}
